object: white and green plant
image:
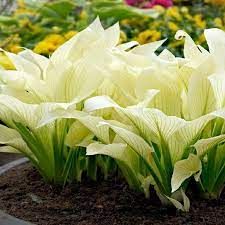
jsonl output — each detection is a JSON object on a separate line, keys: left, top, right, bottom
{"left": 1, "top": 17, "right": 225, "bottom": 211}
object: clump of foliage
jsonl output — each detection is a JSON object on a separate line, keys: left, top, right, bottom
{"left": 1, "top": 16, "right": 225, "bottom": 211}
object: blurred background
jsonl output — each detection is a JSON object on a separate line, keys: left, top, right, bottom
{"left": 0, "top": 0, "right": 224, "bottom": 69}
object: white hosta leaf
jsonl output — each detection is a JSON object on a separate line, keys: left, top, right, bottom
{"left": 137, "top": 174, "right": 153, "bottom": 198}
{"left": 107, "top": 62, "right": 138, "bottom": 103}
{"left": 204, "top": 28, "right": 225, "bottom": 73}
{"left": 187, "top": 74, "right": 216, "bottom": 120}
{"left": 18, "top": 49, "right": 49, "bottom": 77}
{"left": 84, "top": 95, "right": 118, "bottom": 113}
{"left": 123, "top": 108, "right": 185, "bottom": 145}
{"left": 117, "top": 41, "right": 139, "bottom": 51}
{"left": 96, "top": 79, "right": 133, "bottom": 107}
{"left": 166, "top": 189, "right": 190, "bottom": 212}
{"left": 175, "top": 30, "right": 201, "bottom": 59}
{"left": 3, "top": 51, "right": 41, "bottom": 79}
{"left": 37, "top": 102, "right": 86, "bottom": 128}
{"left": 98, "top": 121, "right": 153, "bottom": 160}
{"left": 77, "top": 116, "right": 111, "bottom": 144}
{"left": 0, "top": 95, "right": 38, "bottom": 128}
{"left": 0, "top": 146, "right": 18, "bottom": 153}
{"left": 159, "top": 49, "right": 176, "bottom": 61}
{"left": 171, "top": 154, "right": 202, "bottom": 193}
{"left": 212, "top": 108, "right": 225, "bottom": 119}
{"left": 65, "top": 121, "right": 94, "bottom": 147}
{"left": 150, "top": 88, "right": 182, "bottom": 117}
{"left": 134, "top": 89, "right": 159, "bottom": 108}
{"left": 0, "top": 70, "right": 50, "bottom": 103}
{"left": 86, "top": 142, "right": 127, "bottom": 160}
{"left": 208, "top": 74, "right": 225, "bottom": 109}
{"left": 104, "top": 23, "right": 120, "bottom": 48}
{"left": 169, "top": 114, "right": 215, "bottom": 162}
{"left": 136, "top": 68, "right": 182, "bottom": 116}
{"left": 0, "top": 124, "right": 31, "bottom": 155}
{"left": 131, "top": 39, "right": 166, "bottom": 57}
{"left": 46, "top": 58, "right": 104, "bottom": 103}
{"left": 194, "top": 134, "right": 225, "bottom": 157}
{"left": 50, "top": 17, "right": 104, "bottom": 63}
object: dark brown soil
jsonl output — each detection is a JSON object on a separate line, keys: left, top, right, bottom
{"left": 0, "top": 163, "right": 225, "bottom": 225}
{"left": 0, "top": 153, "right": 22, "bottom": 166}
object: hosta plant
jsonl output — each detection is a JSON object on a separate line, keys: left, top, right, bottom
{"left": 77, "top": 97, "right": 217, "bottom": 211}
{"left": 0, "top": 18, "right": 132, "bottom": 183}
{"left": 65, "top": 28, "right": 225, "bottom": 210}
{"left": 1, "top": 16, "right": 225, "bottom": 212}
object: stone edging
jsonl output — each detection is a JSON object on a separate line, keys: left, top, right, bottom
{"left": 0, "top": 158, "right": 34, "bottom": 225}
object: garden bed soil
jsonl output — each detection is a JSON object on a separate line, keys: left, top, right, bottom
{"left": 0, "top": 153, "right": 22, "bottom": 166}
{"left": 0, "top": 163, "right": 225, "bottom": 225}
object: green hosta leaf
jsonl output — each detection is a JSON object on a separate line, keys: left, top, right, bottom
{"left": 171, "top": 154, "right": 202, "bottom": 193}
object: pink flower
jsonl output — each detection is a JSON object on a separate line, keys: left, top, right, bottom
{"left": 152, "top": 0, "right": 173, "bottom": 7}
{"left": 125, "top": 0, "right": 173, "bottom": 8}
{"left": 125, "top": 0, "right": 139, "bottom": 5}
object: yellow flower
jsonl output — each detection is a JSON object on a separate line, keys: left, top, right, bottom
{"left": 33, "top": 34, "right": 66, "bottom": 54}
{"left": 7, "top": 45, "right": 22, "bottom": 54}
{"left": 196, "top": 34, "right": 206, "bottom": 45}
{"left": 33, "top": 41, "right": 56, "bottom": 55}
{"left": 119, "top": 31, "right": 127, "bottom": 44}
{"left": 17, "top": 0, "right": 25, "bottom": 8}
{"left": 52, "top": 26, "right": 62, "bottom": 33}
{"left": 0, "top": 53, "right": 15, "bottom": 70}
{"left": 64, "top": 31, "right": 78, "bottom": 40}
{"left": 14, "top": 1, "right": 36, "bottom": 16}
{"left": 209, "top": 0, "right": 225, "bottom": 5}
{"left": 120, "top": 18, "right": 143, "bottom": 27}
{"left": 136, "top": 30, "right": 161, "bottom": 44}
{"left": 153, "top": 5, "right": 165, "bottom": 14}
{"left": 150, "top": 21, "right": 161, "bottom": 29}
{"left": 166, "top": 7, "right": 182, "bottom": 21}
{"left": 180, "top": 7, "right": 189, "bottom": 14}
{"left": 214, "top": 17, "right": 223, "bottom": 28}
{"left": 194, "top": 14, "right": 206, "bottom": 29}
{"left": 168, "top": 22, "right": 179, "bottom": 32}
{"left": 44, "top": 34, "right": 65, "bottom": 46}
{"left": 79, "top": 10, "right": 88, "bottom": 20}
{"left": 184, "top": 13, "right": 193, "bottom": 20}
{"left": 19, "top": 18, "right": 31, "bottom": 28}
{"left": 121, "top": 19, "right": 130, "bottom": 26}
